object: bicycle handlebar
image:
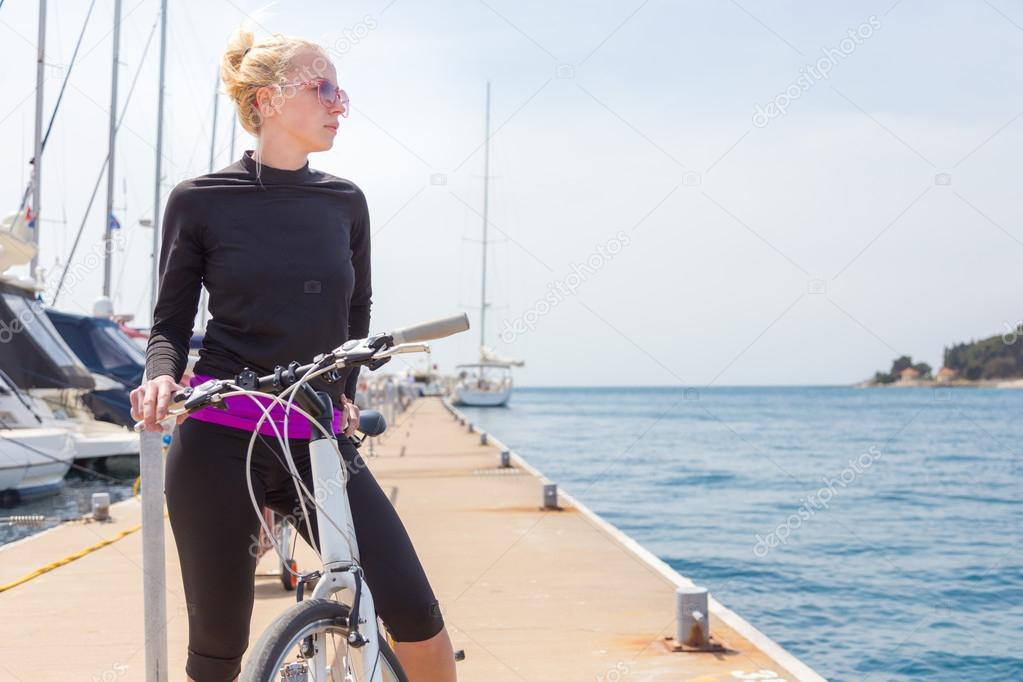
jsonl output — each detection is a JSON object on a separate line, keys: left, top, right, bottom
{"left": 133, "top": 312, "right": 470, "bottom": 433}
{"left": 389, "top": 313, "right": 469, "bottom": 345}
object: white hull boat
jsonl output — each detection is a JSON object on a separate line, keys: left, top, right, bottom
{"left": 33, "top": 389, "right": 139, "bottom": 460}
{"left": 453, "top": 383, "right": 512, "bottom": 407}
{"left": 0, "top": 427, "right": 75, "bottom": 505}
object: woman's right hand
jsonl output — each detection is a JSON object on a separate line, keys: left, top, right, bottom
{"left": 130, "top": 375, "right": 188, "bottom": 432}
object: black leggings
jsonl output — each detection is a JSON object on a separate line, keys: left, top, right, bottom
{"left": 165, "top": 417, "right": 444, "bottom": 682}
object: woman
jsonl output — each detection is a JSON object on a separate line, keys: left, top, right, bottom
{"left": 130, "top": 28, "right": 457, "bottom": 682}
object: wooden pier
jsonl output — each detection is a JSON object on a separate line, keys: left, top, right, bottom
{"left": 0, "top": 396, "right": 824, "bottom": 681}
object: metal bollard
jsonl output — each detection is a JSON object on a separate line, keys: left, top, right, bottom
{"left": 480, "top": 432, "right": 488, "bottom": 445}
{"left": 467, "top": 422, "right": 474, "bottom": 433}
{"left": 500, "top": 450, "right": 511, "bottom": 468}
{"left": 676, "top": 585, "right": 710, "bottom": 648}
{"left": 543, "top": 483, "right": 558, "bottom": 509}
{"left": 91, "top": 492, "right": 110, "bottom": 521}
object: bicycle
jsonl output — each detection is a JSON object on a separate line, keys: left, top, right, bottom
{"left": 254, "top": 506, "right": 300, "bottom": 591}
{"left": 137, "top": 313, "right": 470, "bottom": 681}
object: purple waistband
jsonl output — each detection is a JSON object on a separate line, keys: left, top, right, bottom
{"left": 186, "top": 373, "right": 344, "bottom": 439}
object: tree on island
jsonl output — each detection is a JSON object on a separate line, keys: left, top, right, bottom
{"left": 944, "top": 324, "right": 1023, "bottom": 380}
{"left": 869, "top": 322, "right": 1023, "bottom": 384}
{"left": 873, "top": 355, "right": 932, "bottom": 384}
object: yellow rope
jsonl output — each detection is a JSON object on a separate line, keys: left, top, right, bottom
{"left": 0, "top": 523, "right": 142, "bottom": 593}
{"left": 0, "top": 483, "right": 167, "bottom": 594}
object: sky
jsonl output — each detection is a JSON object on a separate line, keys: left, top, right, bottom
{"left": 1, "top": 0, "right": 1021, "bottom": 386}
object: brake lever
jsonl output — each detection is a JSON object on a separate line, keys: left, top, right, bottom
{"left": 328, "top": 334, "right": 403, "bottom": 374}
{"left": 181, "top": 379, "right": 227, "bottom": 411}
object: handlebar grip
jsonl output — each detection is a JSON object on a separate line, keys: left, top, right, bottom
{"left": 390, "top": 313, "right": 470, "bottom": 345}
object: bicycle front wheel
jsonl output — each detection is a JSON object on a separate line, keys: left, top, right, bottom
{"left": 242, "top": 598, "right": 408, "bottom": 682}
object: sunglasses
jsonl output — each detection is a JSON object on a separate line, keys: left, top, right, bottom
{"left": 279, "top": 78, "right": 350, "bottom": 117}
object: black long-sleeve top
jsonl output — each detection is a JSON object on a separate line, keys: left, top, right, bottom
{"left": 145, "top": 149, "right": 372, "bottom": 405}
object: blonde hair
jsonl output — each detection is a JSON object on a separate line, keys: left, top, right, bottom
{"left": 220, "top": 27, "right": 328, "bottom": 137}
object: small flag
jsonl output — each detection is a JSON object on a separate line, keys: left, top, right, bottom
{"left": 108, "top": 213, "right": 121, "bottom": 230}
{"left": 25, "top": 206, "right": 35, "bottom": 229}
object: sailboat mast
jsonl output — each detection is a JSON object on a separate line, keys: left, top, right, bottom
{"left": 229, "top": 109, "right": 237, "bottom": 160}
{"left": 102, "top": 0, "right": 122, "bottom": 297}
{"left": 479, "top": 81, "right": 491, "bottom": 357}
{"left": 29, "top": 0, "right": 46, "bottom": 279}
{"left": 208, "top": 70, "right": 219, "bottom": 173}
{"left": 151, "top": 0, "right": 168, "bottom": 316}
{"left": 198, "top": 67, "right": 219, "bottom": 329}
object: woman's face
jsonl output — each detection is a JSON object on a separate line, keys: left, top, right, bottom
{"left": 258, "top": 49, "right": 345, "bottom": 152}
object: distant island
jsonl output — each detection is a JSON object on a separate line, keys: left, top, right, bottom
{"left": 863, "top": 323, "right": 1023, "bottom": 388}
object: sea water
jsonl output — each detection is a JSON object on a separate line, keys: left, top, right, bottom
{"left": 457, "top": 386, "right": 1023, "bottom": 682}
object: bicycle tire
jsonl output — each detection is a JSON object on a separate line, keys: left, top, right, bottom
{"left": 241, "top": 598, "right": 408, "bottom": 682}
{"left": 280, "top": 559, "right": 298, "bottom": 591}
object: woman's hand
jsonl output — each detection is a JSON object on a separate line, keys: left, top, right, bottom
{"left": 340, "top": 395, "right": 360, "bottom": 437}
{"left": 130, "top": 375, "right": 188, "bottom": 432}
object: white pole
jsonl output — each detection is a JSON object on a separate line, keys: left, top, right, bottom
{"left": 140, "top": 429, "right": 168, "bottom": 682}
{"left": 144, "top": 0, "right": 170, "bottom": 676}
{"left": 30, "top": 0, "right": 46, "bottom": 279}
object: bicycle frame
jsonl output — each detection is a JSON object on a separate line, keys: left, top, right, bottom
{"left": 303, "top": 430, "right": 387, "bottom": 681}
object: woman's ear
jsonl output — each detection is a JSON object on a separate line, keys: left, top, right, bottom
{"left": 254, "top": 85, "right": 276, "bottom": 118}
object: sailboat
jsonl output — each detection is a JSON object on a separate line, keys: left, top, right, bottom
{"left": 453, "top": 82, "right": 524, "bottom": 408}
{"left": 0, "top": 1, "right": 141, "bottom": 507}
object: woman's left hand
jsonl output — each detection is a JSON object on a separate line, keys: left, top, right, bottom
{"left": 341, "top": 396, "right": 360, "bottom": 437}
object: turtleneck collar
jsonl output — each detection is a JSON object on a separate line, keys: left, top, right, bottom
{"left": 240, "top": 149, "right": 311, "bottom": 183}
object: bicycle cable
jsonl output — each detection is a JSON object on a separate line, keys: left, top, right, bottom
{"left": 203, "top": 364, "right": 361, "bottom": 576}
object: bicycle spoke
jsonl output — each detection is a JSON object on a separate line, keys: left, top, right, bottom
{"left": 266, "top": 623, "right": 396, "bottom": 681}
